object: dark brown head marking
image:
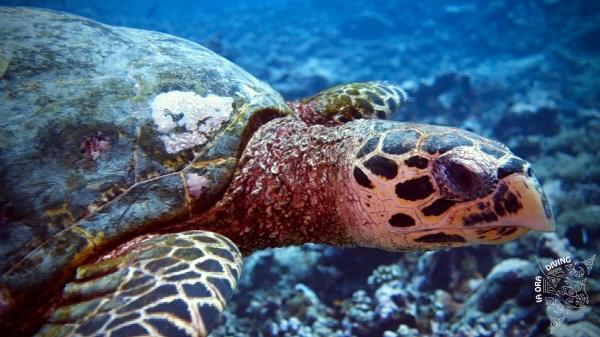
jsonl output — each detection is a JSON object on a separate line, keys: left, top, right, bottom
{"left": 415, "top": 232, "right": 466, "bottom": 243}
{"left": 353, "top": 166, "right": 374, "bottom": 188}
{"left": 497, "top": 157, "right": 527, "bottom": 179}
{"left": 492, "top": 183, "right": 523, "bottom": 216}
{"left": 356, "top": 137, "right": 379, "bottom": 158}
{"left": 503, "top": 192, "right": 522, "bottom": 214}
{"left": 421, "top": 133, "right": 473, "bottom": 154}
{"left": 404, "top": 155, "right": 429, "bottom": 169}
{"left": 395, "top": 176, "right": 435, "bottom": 201}
{"left": 364, "top": 155, "right": 398, "bottom": 179}
{"left": 463, "top": 211, "right": 499, "bottom": 227}
{"left": 480, "top": 143, "right": 506, "bottom": 159}
{"left": 422, "top": 199, "right": 456, "bottom": 216}
{"left": 493, "top": 183, "right": 509, "bottom": 216}
{"left": 381, "top": 129, "right": 420, "bottom": 155}
{"left": 388, "top": 213, "right": 416, "bottom": 227}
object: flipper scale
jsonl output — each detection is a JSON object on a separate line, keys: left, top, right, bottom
{"left": 36, "top": 231, "right": 242, "bottom": 337}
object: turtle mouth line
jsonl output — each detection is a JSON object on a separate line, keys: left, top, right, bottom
{"left": 396, "top": 223, "right": 543, "bottom": 235}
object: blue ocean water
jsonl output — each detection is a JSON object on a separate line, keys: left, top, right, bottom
{"left": 0, "top": 1, "right": 599, "bottom": 336}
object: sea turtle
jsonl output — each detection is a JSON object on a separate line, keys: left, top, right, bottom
{"left": 0, "top": 7, "right": 554, "bottom": 337}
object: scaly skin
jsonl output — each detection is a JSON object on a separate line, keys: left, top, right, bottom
{"left": 34, "top": 231, "right": 242, "bottom": 337}
{"left": 192, "top": 117, "right": 554, "bottom": 253}
{"left": 289, "top": 81, "right": 407, "bottom": 125}
{"left": 191, "top": 117, "right": 359, "bottom": 253}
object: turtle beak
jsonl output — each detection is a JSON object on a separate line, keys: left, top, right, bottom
{"left": 503, "top": 173, "right": 555, "bottom": 232}
{"left": 452, "top": 171, "right": 555, "bottom": 246}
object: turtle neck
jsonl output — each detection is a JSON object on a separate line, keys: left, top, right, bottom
{"left": 197, "top": 117, "right": 360, "bottom": 254}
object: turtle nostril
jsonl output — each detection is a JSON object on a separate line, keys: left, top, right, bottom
{"left": 526, "top": 167, "right": 534, "bottom": 177}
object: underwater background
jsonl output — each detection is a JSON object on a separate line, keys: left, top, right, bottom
{"left": 2, "top": 0, "right": 599, "bottom": 336}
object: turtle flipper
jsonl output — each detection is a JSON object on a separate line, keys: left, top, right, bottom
{"left": 290, "top": 81, "right": 407, "bottom": 125}
{"left": 36, "top": 231, "right": 242, "bottom": 337}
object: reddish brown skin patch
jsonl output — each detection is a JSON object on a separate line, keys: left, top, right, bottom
{"left": 81, "top": 132, "right": 111, "bottom": 160}
{"left": 187, "top": 117, "right": 357, "bottom": 253}
{"left": 288, "top": 102, "right": 337, "bottom": 126}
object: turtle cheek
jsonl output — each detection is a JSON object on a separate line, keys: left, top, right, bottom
{"left": 464, "top": 226, "right": 530, "bottom": 244}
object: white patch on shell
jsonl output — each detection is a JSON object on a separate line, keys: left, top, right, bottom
{"left": 185, "top": 173, "right": 211, "bottom": 198}
{"left": 151, "top": 91, "right": 234, "bottom": 154}
{"left": 242, "top": 84, "right": 260, "bottom": 98}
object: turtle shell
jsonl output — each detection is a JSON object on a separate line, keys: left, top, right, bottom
{"left": 0, "top": 7, "right": 289, "bottom": 315}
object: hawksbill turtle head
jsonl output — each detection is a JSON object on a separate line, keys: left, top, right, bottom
{"left": 342, "top": 121, "right": 555, "bottom": 251}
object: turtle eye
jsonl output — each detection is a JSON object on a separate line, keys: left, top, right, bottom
{"left": 434, "top": 154, "right": 496, "bottom": 201}
{"left": 446, "top": 162, "right": 476, "bottom": 192}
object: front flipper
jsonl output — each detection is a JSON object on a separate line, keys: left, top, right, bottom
{"left": 289, "top": 81, "right": 407, "bottom": 125}
{"left": 36, "top": 230, "right": 242, "bottom": 337}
